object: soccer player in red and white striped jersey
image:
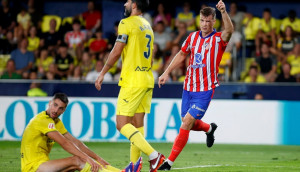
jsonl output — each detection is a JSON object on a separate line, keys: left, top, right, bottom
{"left": 158, "top": 0, "right": 233, "bottom": 170}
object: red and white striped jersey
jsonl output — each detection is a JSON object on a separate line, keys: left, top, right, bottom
{"left": 181, "top": 30, "right": 228, "bottom": 92}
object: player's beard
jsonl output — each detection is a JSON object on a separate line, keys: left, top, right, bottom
{"left": 124, "top": 6, "right": 132, "bottom": 17}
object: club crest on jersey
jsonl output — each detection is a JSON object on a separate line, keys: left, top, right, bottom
{"left": 205, "top": 42, "right": 211, "bottom": 50}
{"left": 48, "top": 123, "right": 55, "bottom": 129}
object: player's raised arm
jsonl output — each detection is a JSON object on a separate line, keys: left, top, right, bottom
{"left": 216, "top": 0, "right": 234, "bottom": 42}
{"left": 158, "top": 50, "right": 188, "bottom": 88}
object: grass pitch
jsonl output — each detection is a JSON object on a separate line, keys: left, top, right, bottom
{"left": 1, "top": 141, "right": 300, "bottom": 171}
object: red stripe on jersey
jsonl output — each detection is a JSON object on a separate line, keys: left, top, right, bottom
{"left": 195, "top": 38, "right": 205, "bottom": 92}
{"left": 210, "top": 36, "right": 216, "bottom": 88}
{"left": 202, "top": 37, "right": 211, "bottom": 91}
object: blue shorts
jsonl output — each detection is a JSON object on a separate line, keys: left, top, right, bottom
{"left": 181, "top": 89, "right": 214, "bottom": 120}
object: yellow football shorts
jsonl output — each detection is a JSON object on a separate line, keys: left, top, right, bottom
{"left": 116, "top": 87, "right": 153, "bottom": 116}
{"left": 22, "top": 157, "right": 48, "bottom": 172}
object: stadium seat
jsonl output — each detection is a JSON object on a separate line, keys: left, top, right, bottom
{"left": 41, "top": 15, "right": 62, "bottom": 33}
{"left": 0, "top": 54, "right": 11, "bottom": 74}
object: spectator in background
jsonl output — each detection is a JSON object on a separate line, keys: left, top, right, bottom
{"left": 85, "top": 60, "right": 112, "bottom": 82}
{"left": 152, "top": 43, "right": 164, "bottom": 80}
{"left": 276, "top": 26, "right": 298, "bottom": 62}
{"left": 153, "top": 3, "right": 172, "bottom": 32}
{"left": 64, "top": 19, "right": 86, "bottom": 60}
{"left": 275, "top": 62, "right": 296, "bottom": 82}
{"left": 89, "top": 29, "right": 108, "bottom": 55}
{"left": 67, "top": 66, "right": 82, "bottom": 81}
{"left": 0, "top": 0, "right": 16, "bottom": 35}
{"left": 229, "top": 2, "right": 244, "bottom": 33}
{"left": 288, "top": 43, "right": 300, "bottom": 81}
{"left": 254, "top": 93, "right": 264, "bottom": 100}
{"left": 172, "top": 21, "right": 189, "bottom": 47}
{"left": 175, "top": 2, "right": 196, "bottom": 32}
{"left": 244, "top": 65, "right": 266, "bottom": 83}
{"left": 54, "top": 43, "right": 74, "bottom": 79}
{"left": 256, "top": 43, "right": 277, "bottom": 82}
{"left": 36, "top": 48, "right": 54, "bottom": 78}
{"left": 81, "top": 0, "right": 101, "bottom": 37}
{"left": 43, "top": 63, "right": 61, "bottom": 80}
{"left": 154, "top": 21, "right": 172, "bottom": 55}
{"left": 14, "top": 8, "right": 31, "bottom": 40}
{"left": 27, "top": 26, "right": 40, "bottom": 53}
{"left": 255, "top": 8, "right": 277, "bottom": 55}
{"left": 40, "top": 19, "right": 61, "bottom": 55}
{"left": 27, "top": 0, "right": 42, "bottom": 28}
{"left": 280, "top": 10, "right": 300, "bottom": 35}
{"left": 0, "top": 59, "right": 22, "bottom": 79}
{"left": 242, "top": 11, "right": 260, "bottom": 57}
{"left": 10, "top": 38, "right": 34, "bottom": 78}
{"left": 0, "top": 30, "right": 17, "bottom": 54}
{"left": 79, "top": 52, "right": 95, "bottom": 78}
{"left": 107, "top": 21, "right": 119, "bottom": 51}
{"left": 27, "top": 82, "right": 48, "bottom": 97}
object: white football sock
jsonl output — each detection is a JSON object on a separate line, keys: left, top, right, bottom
{"left": 166, "top": 159, "right": 174, "bottom": 166}
{"left": 149, "top": 151, "right": 158, "bottom": 160}
{"left": 206, "top": 124, "right": 212, "bottom": 134}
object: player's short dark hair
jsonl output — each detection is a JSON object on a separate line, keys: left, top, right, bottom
{"left": 263, "top": 8, "right": 271, "bottom": 14}
{"left": 200, "top": 7, "right": 216, "bottom": 19}
{"left": 53, "top": 93, "right": 69, "bottom": 105}
{"left": 132, "top": 0, "right": 149, "bottom": 13}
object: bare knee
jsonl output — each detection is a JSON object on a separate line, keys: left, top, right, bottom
{"left": 181, "top": 114, "right": 196, "bottom": 130}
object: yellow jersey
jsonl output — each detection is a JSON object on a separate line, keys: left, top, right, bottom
{"left": 177, "top": 12, "right": 196, "bottom": 31}
{"left": 21, "top": 111, "right": 67, "bottom": 171}
{"left": 280, "top": 17, "right": 300, "bottom": 33}
{"left": 117, "top": 16, "right": 154, "bottom": 88}
{"left": 258, "top": 17, "right": 277, "bottom": 33}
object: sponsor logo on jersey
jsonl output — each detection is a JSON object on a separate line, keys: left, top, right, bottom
{"left": 135, "top": 66, "right": 151, "bottom": 72}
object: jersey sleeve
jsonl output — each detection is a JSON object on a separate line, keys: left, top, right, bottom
{"left": 55, "top": 119, "right": 68, "bottom": 135}
{"left": 218, "top": 32, "right": 229, "bottom": 51}
{"left": 181, "top": 33, "right": 193, "bottom": 54}
{"left": 116, "top": 19, "right": 129, "bottom": 44}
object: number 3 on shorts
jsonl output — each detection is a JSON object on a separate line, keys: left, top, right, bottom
{"left": 144, "top": 34, "right": 152, "bottom": 59}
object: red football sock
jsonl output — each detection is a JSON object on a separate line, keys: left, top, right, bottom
{"left": 191, "top": 120, "right": 210, "bottom": 132}
{"left": 168, "top": 128, "right": 190, "bottom": 162}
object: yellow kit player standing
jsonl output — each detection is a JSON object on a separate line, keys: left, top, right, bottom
{"left": 95, "top": 0, "right": 165, "bottom": 171}
{"left": 21, "top": 93, "right": 123, "bottom": 172}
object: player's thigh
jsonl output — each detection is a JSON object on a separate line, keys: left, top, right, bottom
{"left": 37, "top": 156, "right": 80, "bottom": 172}
{"left": 116, "top": 87, "right": 149, "bottom": 117}
{"left": 181, "top": 90, "right": 190, "bottom": 118}
{"left": 136, "top": 88, "right": 153, "bottom": 114}
{"left": 188, "top": 90, "right": 214, "bottom": 120}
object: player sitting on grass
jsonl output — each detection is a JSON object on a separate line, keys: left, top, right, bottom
{"left": 21, "top": 93, "right": 142, "bottom": 172}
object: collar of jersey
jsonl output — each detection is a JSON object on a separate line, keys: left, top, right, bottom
{"left": 199, "top": 29, "right": 216, "bottom": 39}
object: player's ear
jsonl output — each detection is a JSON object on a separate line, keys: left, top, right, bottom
{"left": 132, "top": 2, "right": 137, "bottom": 10}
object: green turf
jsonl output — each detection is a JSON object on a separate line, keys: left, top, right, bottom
{"left": 1, "top": 141, "right": 300, "bottom": 171}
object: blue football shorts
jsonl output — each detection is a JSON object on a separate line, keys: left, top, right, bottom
{"left": 181, "top": 89, "right": 215, "bottom": 120}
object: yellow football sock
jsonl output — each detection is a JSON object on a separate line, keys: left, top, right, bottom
{"left": 120, "top": 124, "right": 154, "bottom": 156}
{"left": 130, "top": 126, "right": 144, "bottom": 162}
{"left": 105, "top": 165, "right": 121, "bottom": 172}
{"left": 80, "top": 163, "right": 91, "bottom": 172}
{"left": 82, "top": 162, "right": 120, "bottom": 172}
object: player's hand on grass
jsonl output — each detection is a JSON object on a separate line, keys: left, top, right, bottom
{"left": 158, "top": 73, "right": 169, "bottom": 88}
{"left": 87, "top": 157, "right": 101, "bottom": 172}
{"left": 96, "top": 156, "right": 110, "bottom": 168}
{"left": 95, "top": 74, "right": 104, "bottom": 91}
{"left": 216, "top": 0, "right": 226, "bottom": 13}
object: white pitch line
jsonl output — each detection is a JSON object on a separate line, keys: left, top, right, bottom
{"left": 172, "top": 164, "right": 300, "bottom": 170}
{"left": 172, "top": 164, "right": 225, "bottom": 170}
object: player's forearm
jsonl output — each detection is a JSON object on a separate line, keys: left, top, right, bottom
{"left": 164, "top": 51, "right": 186, "bottom": 75}
{"left": 61, "top": 140, "right": 90, "bottom": 161}
{"left": 221, "top": 11, "right": 234, "bottom": 42}
{"left": 100, "top": 52, "right": 120, "bottom": 76}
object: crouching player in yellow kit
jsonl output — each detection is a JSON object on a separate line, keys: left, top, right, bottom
{"left": 21, "top": 93, "right": 122, "bottom": 172}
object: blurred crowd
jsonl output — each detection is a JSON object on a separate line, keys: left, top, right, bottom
{"left": 0, "top": 0, "right": 299, "bottom": 85}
